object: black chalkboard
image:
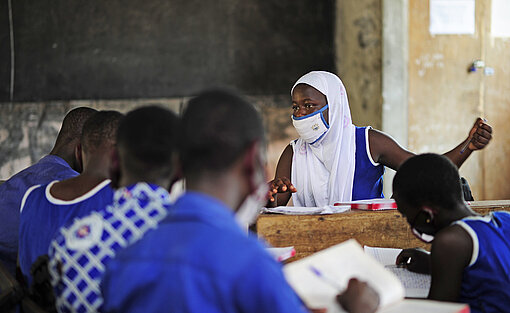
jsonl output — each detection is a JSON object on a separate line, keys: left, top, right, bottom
{"left": 2, "top": 0, "right": 335, "bottom": 101}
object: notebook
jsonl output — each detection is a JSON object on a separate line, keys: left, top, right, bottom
{"left": 283, "top": 240, "right": 467, "bottom": 313}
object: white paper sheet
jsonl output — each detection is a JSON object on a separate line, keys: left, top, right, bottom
{"left": 379, "top": 299, "right": 468, "bottom": 313}
{"left": 266, "top": 246, "right": 296, "bottom": 262}
{"left": 262, "top": 205, "right": 350, "bottom": 215}
{"left": 491, "top": 0, "right": 510, "bottom": 37}
{"left": 430, "top": 0, "right": 475, "bottom": 35}
{"left": 364, "top": 246, "right": 431, "bottom": 298}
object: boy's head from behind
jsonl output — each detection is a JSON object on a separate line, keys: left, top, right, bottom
{"left": 180, "top": 89, "right": 266, "bottom": 179}
{"left": 393, "top": 154, "right": 464, "bottom": 238}
{"left": 79, "top": 110, "right": 124, "bottom": 171}
{"left": 112, "top": 106, "right": 180, "bottom": 190}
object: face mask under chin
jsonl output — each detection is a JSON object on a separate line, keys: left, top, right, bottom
{"left": 235, "top": 183, "right": 269, "bottom": 232}
{"left": 411, "top": 228, "right": 435, "bottom": 243}
{"left": 292, "top": 105, "right": 329, "bottom": 144}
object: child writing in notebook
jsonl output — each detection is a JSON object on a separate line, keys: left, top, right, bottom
{"left": 393, "top": 153, "right": 510, "bottom": 313}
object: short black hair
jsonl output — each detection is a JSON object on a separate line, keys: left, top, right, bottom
{"left": 56, "top": 107, "right": 98, "bottom": 145}
{"left": 393, "top": 153, "right": 464, "bottom": 210}
{"left": 181, "top": 89, "right": 265, "bottom": 177}
{"left": 81, "top": 110, "right": 124, "bottom": 151}
{"left": 116, "top": 106, "right": 180, "bottom": 179}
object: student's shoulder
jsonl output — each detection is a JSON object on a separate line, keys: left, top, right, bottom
{"left": 20, "top": 183, "right": 50, "bottom": 213}
{"left": 431, "top": 224, "right": 473, "bottom": 266}
{"left": 434, "top": 224, "right": 473, "bottom": 247}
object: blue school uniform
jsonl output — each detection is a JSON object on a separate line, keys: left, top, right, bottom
{"left": 48, "top": 183, "right": 171, "bottom": 313}
{"left": 0, "top": 155, "right": 78, "bottom": 276}
{"left": 352, "top": 126, "right": 384, "bottom": 200}
{"left": 101, "top": 192, "right": 308, "bottom": 313}
{"left": 18, "top": 179, "right": 114, "bottom": 285}
{"left": 454, "top": 212, "right": 510, "bottom": 313}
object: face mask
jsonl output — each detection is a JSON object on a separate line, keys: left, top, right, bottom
{"left": 292, "top": 105, "right": 329, "bottom": 144}
{"left": 411, "top": 228, "right": 435, "bottom": 243}
{"left": 410, "top": 210, "right": 436, "bottom": 243}
{"left": 235, "top": 183, "right": 269, "bottom": 232}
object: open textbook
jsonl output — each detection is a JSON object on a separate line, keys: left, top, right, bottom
{"left": 283, "top": 240, "right": 468, "bottom": 313}
{"left": 364, "top": 246, "right": 431, "bottom": 298}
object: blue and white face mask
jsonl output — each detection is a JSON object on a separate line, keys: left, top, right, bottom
{"left": 291, "top": 105, "right": 330, "bottom": 144}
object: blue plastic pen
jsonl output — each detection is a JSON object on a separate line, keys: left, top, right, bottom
{"left": 309, "top": 266, "right": 343, "bottom": 291}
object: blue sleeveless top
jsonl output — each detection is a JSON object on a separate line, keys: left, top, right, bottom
{"left": 18, "top": 180, "right": 114, "bottom": 285}
{"left": 352, "top": 127, "right": 384, "bottom": 200}
{"left": 454, "top": 212, "right": 510, "bottom": 313}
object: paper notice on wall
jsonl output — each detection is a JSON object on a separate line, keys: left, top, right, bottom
{"left": 491, "top": 0, "right": 510, "bottom": 37}
{"left": 429, "top": 0, "right": 475, "bottom": 35}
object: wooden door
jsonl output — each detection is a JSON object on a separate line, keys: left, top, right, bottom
{"left": 408, "top": 0, "right": 510, "bottom": 200}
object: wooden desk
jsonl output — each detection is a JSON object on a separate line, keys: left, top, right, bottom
{"left": 256, "top": 200, "right": 510, "bottom": 262}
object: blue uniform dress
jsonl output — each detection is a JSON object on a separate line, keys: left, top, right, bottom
{"left": 18, "top": 179, "right": 114, "bottom": 285}
{"left": 352, "top": 126, "right": 384, "bottom": 200}
{"left": 48, "top": 183, "right": 172, "bottom": 313}
{"left": 0, "top": 155, "right": 78, "bottom": 276}
{"left": 454, "top": 212, "right": 510, "bottom": 313}
{"left": 101, "top": 192, "right": 308, "bottom": 313}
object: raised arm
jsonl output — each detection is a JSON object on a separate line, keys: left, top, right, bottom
{"left": 267, "top": 144, "right": 296, "bottom": 207}
{"left": 369, "top": 118, "right": 492, "bottom": 171}
{"left": 443, "top": 118, "right": 492, "bottom": 168}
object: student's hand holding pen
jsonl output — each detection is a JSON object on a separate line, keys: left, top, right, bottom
{"left": 461, "top": 118, "right": 492, "bottom": 153}
{"left": 396, "top": 248, "right": 431, "bottom": 274}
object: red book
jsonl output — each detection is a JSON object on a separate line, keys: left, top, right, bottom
{"left": 334, "top": 199, "right": 397, "bottom": 211}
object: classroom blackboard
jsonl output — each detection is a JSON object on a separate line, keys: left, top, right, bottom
{"left": 0, "top": 0, "right": 335, "bottom": 102}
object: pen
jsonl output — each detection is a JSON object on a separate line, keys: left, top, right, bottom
{"left": 461, "top": 118, "right": 487, "bottom": 154}
{"left": 460, "top": 139, "right": 471, "bottom": 154}
{"left": 385, "top": 264, "right": 407, "bottom": 269}
{"left": 309, "top": 266, "right": 343, "bottom": 291}
{"left": 391, "top": 257, "right": 412, "bottom": 268}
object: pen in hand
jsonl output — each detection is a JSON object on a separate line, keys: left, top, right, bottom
{"left": 309, "top": 266, "right": 344, "bottom": 291}
{"left": 460, "top": 139, "right": 471, "bottom": 154}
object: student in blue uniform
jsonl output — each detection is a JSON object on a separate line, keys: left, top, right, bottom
{"left": 394, "top": 153, "right": 510, "bottom": 313}
{"left": 48, "top": 106, "right": 181, "bottom": 313}
{"left": 100, "top": 90, "right": 380, "bottom": 313}
{"left": 0, "top": 107, "right": 96, "bottom": 276}
{"left": 18, "top": 110, "right": 123, "bottom": 285}
{"left": 268, "top": 71, "right": 492, "bottom": 207}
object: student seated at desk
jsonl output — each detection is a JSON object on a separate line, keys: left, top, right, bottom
{"left": 268, "top": 71, "right": 492, "bottom": 207}
{"left": 100, "top": 90, "right": 380, "bottom": 313}
{"left": 0, "top": 107, "right": 96, "bottom": 276}
{"left": 18, "top": 110, "right": 123, "bottom": 286}
{"left": 394, "top": 154, "right": 510, "bottom": 313}
{"left": 48, "top": 106, "right": 180, "bottom": 312}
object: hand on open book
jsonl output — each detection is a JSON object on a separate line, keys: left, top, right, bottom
{"left": 396, "top": 248, "right": 431, "bottom": 274}
{"left": 336, "top": 278, "right": 379, "bottom": 313}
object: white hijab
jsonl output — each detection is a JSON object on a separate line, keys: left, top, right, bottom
{"left": 290, "top": 71, "right": 356, "bottom": 207}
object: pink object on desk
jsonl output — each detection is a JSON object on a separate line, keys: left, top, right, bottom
{"left": 334, "top": 199, "right": 397, "bottom": 211}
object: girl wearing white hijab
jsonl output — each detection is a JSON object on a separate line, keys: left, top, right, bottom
{"left": 268, "top": 71, "right": 493, "bottom": 207}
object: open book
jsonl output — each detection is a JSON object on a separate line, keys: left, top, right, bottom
{"left": 283, "top": 240, "right": 468, "bottom": 313}
{"left": 364, "top": 246, "right": 431, "bottom": 298}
